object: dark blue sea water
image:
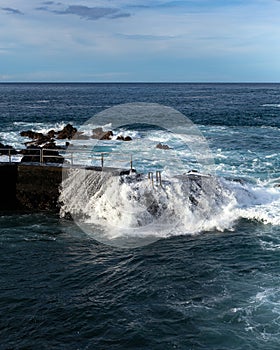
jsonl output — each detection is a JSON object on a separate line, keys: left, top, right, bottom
{"left": 1, "top": 83, "right": 280, "bottom": 349}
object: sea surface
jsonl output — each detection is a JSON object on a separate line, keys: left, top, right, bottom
{"left": 1, "top": 83, "right": 280, "bottom": 349}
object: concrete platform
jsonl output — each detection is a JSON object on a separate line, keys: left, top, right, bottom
{"left": 0, "top": 163, "right": 134, "bottom": 213}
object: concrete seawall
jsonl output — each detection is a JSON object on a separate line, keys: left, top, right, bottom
{"left": 0, "top": 163, "right": 133, "bottom": 213}
{"left": 0, "top": 163, "right": 63, "bottom": 212}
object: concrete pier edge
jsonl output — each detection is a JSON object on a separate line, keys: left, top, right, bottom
{"left": 0, "top": 163, "right": 133, "bottom": 213}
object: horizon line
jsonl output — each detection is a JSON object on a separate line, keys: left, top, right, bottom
{"left": 0, "top": 81, "right": 280, "bottom": 84}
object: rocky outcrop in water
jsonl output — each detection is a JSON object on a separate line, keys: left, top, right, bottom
{"left": 91, "top": 127, "right": 113, "bottom": 140}
{"left": 0, "top": 143, "right": 17, "bottom": 155}
{"left": 156, "top": 143, "right": 170, "bottom": 150}
{"left": 116, "top": 135, "right": 132, "bottom": 141}
{"left": 20, "top": 123, "right": 77, "bottom": 146}
{"left": 17, "top": 124, "right": 134, "bottom": 163}
{"left": 20, "top": 145, "right": 64, "bottom": 164}
{"left": 20, "top": 124, "right": 133, "bottom": 145}
{"left": 19, "top": 125, "right": 80, "bottom": 162}
{"left": 56, "top": 124, "right": 77, "bottom": 139}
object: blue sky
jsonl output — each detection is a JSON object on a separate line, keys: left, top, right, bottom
{"left": 0, "top": 0, "right": 280, "bottom": 82}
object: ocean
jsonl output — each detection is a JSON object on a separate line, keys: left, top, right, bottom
{"left": 1, "top": 83, "right": 280, "bottom": 349}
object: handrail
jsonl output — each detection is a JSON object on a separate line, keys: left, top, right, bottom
{"left": 148, "top": 170, "right": 163, "bottom": 188}
{"left": 0, "top": 147, "right": 133, "bottom": 170}
{"left": 0, "top": 147, "right": 168, "bottom": 186}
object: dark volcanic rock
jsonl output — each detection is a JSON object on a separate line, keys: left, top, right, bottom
{"left": 25, "top": 135, "right": 52, "bottom": 147}
{"left": 21, "top": 124, "right": 78, "bottom": 145}
{"left": 156, "top": 143, "right": 170, "bottom": 150}
{"left": 0, "top": 143, "right": 17, "bottom": 155}
{"left": 56, "top": 124, "right": 77, "bottom": 139}
{"left": 20, "top": 130, "right": 46, "bottom": 140}
{"left": 44, "top": 141, "right": 61, "bottom": 149}
{"left": 20, "top": 146, "right": 64, "bottom": 164}
{"left": 47, "top": 129, "right": 56, "bottom": 138}
{"left": 116, "top": 135, "right": 132, "bottom": 141}
{"left": 92, "top": 127, "right": 113, "bottom": 140}
{"left": 20, "top": 147, "right": 41, "bottom": 163}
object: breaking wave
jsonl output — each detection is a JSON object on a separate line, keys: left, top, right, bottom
{"left": 59, "top": 169, "right": 280, "bottom": 246}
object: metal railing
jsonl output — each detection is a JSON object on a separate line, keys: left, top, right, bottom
{"left": 0, "top": 148, "right": 16, "bottom": 163}
{"left": 0, "top": 147, "right": 165, "bottom": 186}
{"left": 148, "top": 170, "right": 162, "bottom": 187}
{"left": 0, "top": 147, "right": 134, "bottom": 170}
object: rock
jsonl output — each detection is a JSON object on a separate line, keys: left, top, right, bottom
{"left": 20, "top": 145, "right": 64, "bottom": 164}
{"left": 25, "top": 135, "right": 52, "bottom": 147}
{"left": 43, "top": 141, "right": 62, "bottom": 149}
{"left": 92, "top": 127, "right": 113, "bottom": 140}
{"left": 21, "top": 129, "right": 53, "bottom": 147}
{"left": 20, "top": 130, "right": 36, "bottom": 138}
{"left": 47, "top": 129, "right": 56, "bottom": 138}
{"left": 116, "top": 135, "right": 132, "bottom": 141}
{"left": 156, "top": 143, "right": 170, "bottom": 150}
{"left": 21, "top": 125, "right": 78, "bottom": 141}
{"left": 56, "top": 124, "right": 77, "bottom": 139}
{"left": 0, "top": 143, "right": 17, "bottom": 155}
{"left": 20, "top": 130, "right": 46, "bottom": 140}
{"left": 19, "top": 146, "right": 41, "bottom": 163}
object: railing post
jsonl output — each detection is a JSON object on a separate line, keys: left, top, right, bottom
{"left": 148, "top": 172, "right": 154, "bottom": 186}
{"left": 71, "top": 152, "right": 73, "bottom": 166}
{"left": 8, "top": 149, "right": 11, "bottom": 163}
{"left": 101, "top": 153, "right": 104, "bottom": 168}
{"left": 130, "top": 154, "right": 133, "bottom": 171}
{"left": 40, "top": 148, "right": 43, "bottom": 164}
{"left": 156, "top": 171, "right": 162, "bottom": 187}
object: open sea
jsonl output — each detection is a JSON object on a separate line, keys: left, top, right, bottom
{"left": 1, "top": 83, "right": 280, "bottom": 349}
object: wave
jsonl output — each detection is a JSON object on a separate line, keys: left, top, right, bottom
{"left": 59, "top": 169, "right": 280, "bottom": 245}
{"left": 261, "top": 104, "right": 280, "bottom": 108}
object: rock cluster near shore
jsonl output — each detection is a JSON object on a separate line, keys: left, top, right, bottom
{"left": 20, "top": 124, "right": 132, "bottom": 147}
{"left": 0, "top": 143, "right": 17, "bottom": 156}
{"left": 20, "top": 123, "right": 78, "bottom": 147}
{"left": 0, "top": 124, "right": 133, "bottom": 163}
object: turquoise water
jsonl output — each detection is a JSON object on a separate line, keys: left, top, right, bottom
{"left": 1, "top": 83, "right": 280, "bottom": 349}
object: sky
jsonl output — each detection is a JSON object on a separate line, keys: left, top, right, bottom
{"left": 0, "top": 0, "right": 280, "bottom": 82}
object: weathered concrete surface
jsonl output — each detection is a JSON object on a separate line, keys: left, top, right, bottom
{"left": 0, "top": 163, "right": 62, "bottom": 212}
{"left": 0, "top": 163, "right": 134, "bottom": 213}
{"left": 16, "top": 164, "right": 63, "bottom": 212}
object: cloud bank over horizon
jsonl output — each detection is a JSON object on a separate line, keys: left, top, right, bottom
{"left": 0, "top": 0, "right": 280, "bottom": 82}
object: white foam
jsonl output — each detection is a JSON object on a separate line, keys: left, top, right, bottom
{"left": 261, "top": 104, "right": 280, "bottom": 108}
{"left": 59, "top": 168, "right": 280, "bottom": 245}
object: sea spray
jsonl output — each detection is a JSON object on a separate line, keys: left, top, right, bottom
{"left": 60, "top": 168, "right": 280, "bottom": 246}
{"left": 59, "top": 169, "right": 238, "bottom": 243}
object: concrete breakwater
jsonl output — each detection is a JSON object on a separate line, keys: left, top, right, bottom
{"left": 0, "top": 163, "right": 63, "bottom": 212}
{"left": 0, "top": 163, "right": 132, "bottom": 213}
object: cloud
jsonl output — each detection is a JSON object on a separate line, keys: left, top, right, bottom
{"left": 118, "top": 33, "right": 176, "bottom": 40}
{"left": 1, "top": 7, "right": 24, "bottom": 15}
{"left": 110, "top": 12, "right": 131, "bottom": 19}
{"left": 37, "top": 4, "right": 131, "bottom": 20}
